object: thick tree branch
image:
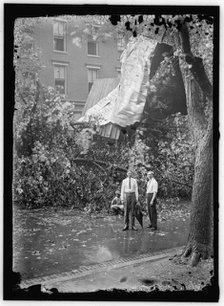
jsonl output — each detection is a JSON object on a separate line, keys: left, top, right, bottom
{"left": 178, "top": 22, "right": 212, "bottom": 135}
{"left": 71, "top": 158, "right": 107, "bottom": 174}
{"left": 142, "top": 112, "right": 164, "bottom": 122}
{"left": 169, "top": 178, "right": 192, "bottom": 189}
{"left": 71, "top": 158, "right": 127, "bottom": 173}
{"left": 164, "top": 170, "right": 193, "bottom": 189}
{"left": 140, "top": 126, "right": 163, "bottom": 135}
{"left": 179, "top": 22, "right": 193, "bottom": 57}
{"left": 179, "top": 23, "right": 213, "bottom": 101}
{"left": 186, "top": 56, "right": 213, "bottom": 101}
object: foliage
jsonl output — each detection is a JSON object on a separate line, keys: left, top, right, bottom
{"left": 14, "top": 18, "right": 42, "bottom": 150}
{"left": 186, "top": 16, "right": 213, "bottom": 83}
{"left": 126, "top": 113, "right": 195, "bottom": 201}
{"left": 14, "top": 138, "right": 124, "bottom": 210}
{"left": 14, "top": 142, "right": 73, "bottom": 208}
{"left": 156, "top": 114, "right": 195, "bottom": 198}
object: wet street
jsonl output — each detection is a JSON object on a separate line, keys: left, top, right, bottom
{"left": 13, "top": 204, "right": 190, "bottom": 280}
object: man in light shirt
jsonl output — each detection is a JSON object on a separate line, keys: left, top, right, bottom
{"left": 146, "top": 171, "right": 158, "bottom": 230}
{"left": 121, "top": 170, "right": 138, "bottom": 231}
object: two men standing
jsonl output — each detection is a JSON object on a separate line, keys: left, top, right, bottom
{"left": 120, "top": 170, "right": 158, "bottom": 231}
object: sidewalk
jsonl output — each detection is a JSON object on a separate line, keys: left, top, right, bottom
{"left": 20, "top": 246, "right": 213, "bottom": 294}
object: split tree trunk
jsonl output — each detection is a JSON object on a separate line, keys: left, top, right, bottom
{"left": 179, "top": 22, "right": 213, "bottom": 266}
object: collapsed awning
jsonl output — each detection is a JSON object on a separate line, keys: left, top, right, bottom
{"left": 78, "top": 36, "right": 157, "bottom": 139}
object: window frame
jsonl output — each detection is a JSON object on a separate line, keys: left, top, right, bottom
{"left": 86, "top": 65, "right": 100, "bottom": 92}
{"left": 87, "top": 40, "right": 99, "bottom": 57}
{"left": 53, "top": 62, "right": 68, "bottom": 95}
{"left": 53, "top": 19, "right": 67, "bottom": 53}
{"left": 87, "top": 25, "right": 100, "bottom": 57}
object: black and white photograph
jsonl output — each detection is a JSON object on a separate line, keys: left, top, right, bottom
{"left": 4, "top": 2, "right": 219, "bottom": 301}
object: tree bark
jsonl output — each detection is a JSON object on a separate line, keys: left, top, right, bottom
{"left": 179, "top": 22, "right": 213, "bottom": 266}
{"left": 183, "top": 115, "right": 213, "bottom": 265}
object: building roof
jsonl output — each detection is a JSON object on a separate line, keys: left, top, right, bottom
{"left": 82, "top": 78, "right": 120, "bottom": 116}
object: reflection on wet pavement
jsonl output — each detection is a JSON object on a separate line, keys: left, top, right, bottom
{"left": 13, "top": 207, "right": 190, "bottom": 280}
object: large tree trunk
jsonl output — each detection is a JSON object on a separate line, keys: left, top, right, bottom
{"left": 179, "top": 22, "right": 213, "bottom": 266}
{"left": 185, "top": 131, "right": 213, "bottom": 266}
{"left": 182, "top": 86, "right": 213, "bottom": 265}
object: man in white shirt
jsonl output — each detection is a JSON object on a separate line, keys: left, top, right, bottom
{"left": 121, "top": 170, "right": 138, "bottom": 231}
{"left": 146, "top": 171, "right": 158, "bottom": 230}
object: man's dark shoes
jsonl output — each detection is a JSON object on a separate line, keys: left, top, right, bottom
{"left": 151, "top": 227, "right": 157, "bottom": 231}
{"left": 132, "top": 226, "right": 138, "bottom": 231}
{"left": 122, "top": 226, "right": 129, "bottom": 231}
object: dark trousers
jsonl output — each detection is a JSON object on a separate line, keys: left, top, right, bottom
{"left": 146, "top": 193, "right": 157, "bottom": 229}
{"left": 124, "top": 193, "right": 136, "bottom": 228}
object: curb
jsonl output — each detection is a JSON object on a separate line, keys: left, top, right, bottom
{"left": 20, "top": 246, "right": 183, "bottom": 289}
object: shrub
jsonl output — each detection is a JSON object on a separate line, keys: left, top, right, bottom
{"left": 13, "top": 113, "right": 194, "bottom": 210}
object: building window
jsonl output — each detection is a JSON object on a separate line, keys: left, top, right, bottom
{"left": 53, "top": 20, "right": 67, "bottom": 52}
{"left": 87, "top": 66, "right": 100, "bottom": 92}
{"left": 54, "top": 64, "right": 67, "bottom": 94}
{"left": 117, "top": 33, "right": 126, "bottom": 51}
{"left": 87, "top": 35, "right": 99, "bottom": 56}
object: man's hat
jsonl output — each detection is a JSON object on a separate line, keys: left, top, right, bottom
{"left": 115, "top": 190, "right": 120, "bottom": 195}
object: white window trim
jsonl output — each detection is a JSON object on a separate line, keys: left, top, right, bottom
{"left": 87, "top": 54, "right": 100, "bottom": 58}
{"left": 86, "top": 65, "right": 101, "bottom": 70}
{"left": 53, "top": 50, "right": 68, "bottom": 54}
{"left": 52, "top": 61, "right": 69, "bottom": 66}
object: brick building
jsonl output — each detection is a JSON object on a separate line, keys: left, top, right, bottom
{"left": 33, "top": 17, "right": 125, "bottom": 119}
